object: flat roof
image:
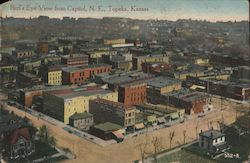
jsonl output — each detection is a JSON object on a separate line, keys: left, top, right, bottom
{"left": 62, "top": 64, "right": 111, "bottom": 73}
{"left": 93, "top": 122, "right": 122, "bottom": 132}
{"left": 19, "top": 72, "right": 39, "bottom": 78}
{"left": 69, "top": 112, "right": 93, "bottom": 120}
{"left": 91, "top": 98, "right": 134, "bottom": 110}
{"left": 163, "top": 88, "right": 208, "bottom": 102}
{"left": 45, "top": 86, "right": 115, "bottom": 99}
{"left": 137, "top": 103, "right": 183, "bottom": 114}
{"left": 199, "top": 129, "right": 225, "bottom": 139}
{"left": 102, "top": 71, "right": 155, "bottom": 85}
{"left": 147, "top": 77, "right": 181, "bottom": 88}
{"left": 61, "top": 54, "right": 88, "bottom": 58}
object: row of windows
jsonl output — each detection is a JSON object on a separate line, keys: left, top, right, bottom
{"left": 125, "top": 112, "right": 135, "bottom": 118}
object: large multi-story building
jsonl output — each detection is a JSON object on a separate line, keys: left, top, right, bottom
{"left": 132, "top": 54, "right": 169, "bottom": 70}
{"left": 89, "top": 99, "right": 136, "bottom": 128}
{"left": 61, "top": 54, "right": 89, "bottom": 66}
{"left": 17, "top": 72, "right": 42, "bottom": 88}
{"left": 43, "top": 86, "right": 118, "bottom": 124}
{"left": 101, "top": 71, "right": 155, "bottom": 106}
{"left": 62, "top": 64, "right": 112, "bottom": 85}
{"left": 40, "top": 66, "right": 62, "bottom": 85}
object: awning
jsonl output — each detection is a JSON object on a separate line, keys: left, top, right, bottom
{"left": 135, "top": 123, "right": 145, "bottom": 129}
{"left": 190, "top": 85, "right": 205, "bottom": 90}
{"left": 158, "top": 117, "right": 166, "bottom": 123}
{"left": 112, "top": 131, "right": 124, "bottom": 139}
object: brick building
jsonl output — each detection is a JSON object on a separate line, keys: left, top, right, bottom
{"left": 37, "top": 41, "right": 49, "bottom": 54}
{"left": 118, "top": 82, "right": 147, "bottom": 106}
{"left": 62, "top": 64, "right": 112, "bottom": 85}
{"left": 153, "top": 89, "right": 209, "bottom": 115}
{"left": 132, "top": 54, "right": 169, "bottom": 70}
{"left": 141, "top": 62, "right": 172, "bottom": 74}
{"left": 17, "top": 72, "right": 42, "bottom": 88}
{"left": 101, "top": 71, "right": 155, "bottom": 106}
{"left": 89, "top": 99, "right": 136, "bottom": 128}
{"left": 61, "top": 54, "right": 88, "bottom": 66}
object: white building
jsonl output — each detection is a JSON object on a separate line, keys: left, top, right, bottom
{"left": 199, "top": 129, "right": 229, "bottom": 155}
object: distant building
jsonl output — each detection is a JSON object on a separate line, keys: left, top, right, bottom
{"left": 103, "top": 38, "right": 126, "bottom": 45}
{"left": 61, "top": 54, "right": 88, "bottom": 66}
{"left": 69, "top": 112, "right": 94, "bottom": 131}
{"left": 40, "top": 65, "right": 62, "bottom": 85}
{"left": 147, "top": 77, "right": 182, "bottom": 96}
{"left": 101, "top": 71, "right": 155, "bottom": 106}
{"left": 141, "top": 62, "right": 172, "bottom": 74}
{"left": 132, "top": 54, "right": 169, "bottom": 70}
{"left": 156, "top": 89, "right": 209, "bottom": 115}
{"left": 62, "top": 64, "right": 112, "bottom": 85}
{"left": 12, "top": 50, "right": 33, "bottom": 58}
{"left": 43, "top": 86, "right": 118, "bottom": 124}
{"left": 199, "top": 129, "right": 229, "bottom": 155}
{"left": 89, "top": 99, "right": 136, "bottom": 129}
{"left": 37, "top": 41, "right": 49, "bottom": 54}
{"left": 17, "top": 72, "right": 42, "bottom": 88}
{"left": 231, "top": 66, "right": 250, "bottom": 82}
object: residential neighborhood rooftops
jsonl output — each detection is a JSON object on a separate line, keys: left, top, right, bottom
{"left": 92, "top": 122, "right": 122, "bottom": 132}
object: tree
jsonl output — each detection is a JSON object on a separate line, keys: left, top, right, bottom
{"left": 151, "top": 136, "right": 162, "bottom": 163}
{"left": 183, "top": 130, "right": 187, "bottom": 144}
{"left": 137, "top": 138, "right": 149, "bottom": 163}
{"left": 37, "top": 125, "right": 57, "bottom": 147}
{"left": 169, "top": 130, "right": 175, "bottom": 148}
{"left": 195, "top": 121, "right": 199, "bottom": 139}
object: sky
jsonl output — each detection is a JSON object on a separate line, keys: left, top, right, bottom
{"left": 0, "top": 0, "right": 249, "bottom": 22}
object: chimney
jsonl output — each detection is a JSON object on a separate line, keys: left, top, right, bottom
{"left": 211, "top": 127, "right": 213, "bottom": 130}
{"left": 210, "top": 132, "right": 213, "bottom": 137}
{"left": 200, "top": 130, "right": 203, "bottom": 133}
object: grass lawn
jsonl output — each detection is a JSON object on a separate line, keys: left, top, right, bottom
{"left": 156, "top": 150, "right": 217, "bottom": 163}
{"left": 27, "top": 140, "right": 58, "bottom": 161}
{"left": 216, "top": 133, "right": 250, "bottom": 163}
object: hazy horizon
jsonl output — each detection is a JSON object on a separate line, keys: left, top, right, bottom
{"left": 0, "top": 0, "right": 249, "bottom": 22}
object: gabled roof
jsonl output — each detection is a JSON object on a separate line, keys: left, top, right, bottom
{"left": 9, "top": 128, "right": 31, "bottom": 145}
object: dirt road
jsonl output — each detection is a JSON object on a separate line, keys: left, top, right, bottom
{"left": 2, "top": 102, "right": 236, "bottom": 163}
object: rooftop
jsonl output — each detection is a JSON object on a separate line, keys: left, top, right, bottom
{"left": 163, "top": 88, "right": 208, "bottom": 102}
{"left": 137, "top": 103, "right": 183, "bottom": 114}
{"left": 92, "top": 122, "right": 122, "bottom": 132}
{"left": 91, "top": 98, "right": 134, "bottom": 110}
{"left": 45, "top": 86, "right": 115, "bottom": 99}
{"left": 199, "top": 129, "right": 225, "bottom": 139}
{"left": 61, "top": 54, "right": 88, "bottom": 58}
{"left": 69, "top": 112, "right": 93, "bottom": 120}
{"left": 102, "top": 71, "right": 155, "bottom": 85}
{"left": 62, "top": 64, "right": 111, "bottom": 73}
{"left": 19, "top": 72, "right": 40, "bottom": 79}
{"left": 147, "top": 77, "right": 181, "bottom": 88}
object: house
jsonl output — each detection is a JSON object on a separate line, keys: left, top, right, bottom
{"left": 199, "top": 129, "right": 229, "bottom": 156}
{"left": 69, "top": 112, "right": 94, "bottom": 131}
{"left": 7, "top": 128, "right": 34, "bottom": 159}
